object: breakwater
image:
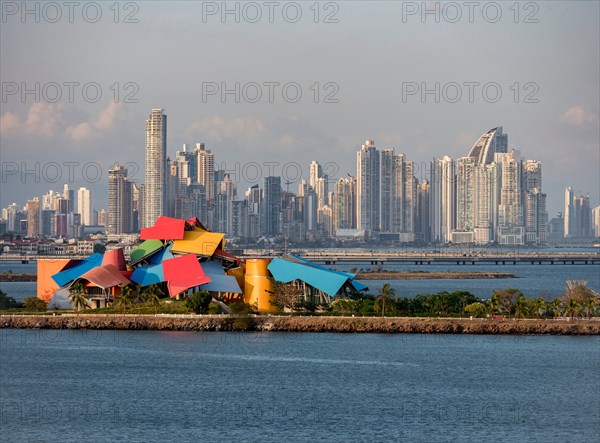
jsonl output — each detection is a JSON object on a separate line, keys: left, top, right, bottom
{"left": 1, "top": 315, "right": 598, "bottom": 335}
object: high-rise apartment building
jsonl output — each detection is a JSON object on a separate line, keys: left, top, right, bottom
{"left": 108, "top": 165, "right": 134, "bottom": 235}
{"left": 143, "top": 108, "right": 167, "bottom": 228}
{"left": 332, "top": 176, "right": 356, "bottom": 232}
{"left": 26, "top": 198, "right": 40, "bottom": 237}
{"left": 77, "top": 187, "right": 92, "bottom": 225}
{"left": 197, "top": 143, "right": 215, "bottom": 203}
{"left": 429, "top": 156, "right": 455, "bottom": 243}
{"left": 356, "top": 140, "right": 380, "bottom": 233}
{"left": 263, "top": 176, "right": 281, "bottom": 236}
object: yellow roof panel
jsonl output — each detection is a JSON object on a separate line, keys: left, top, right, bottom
{"left": 171, "top": 230, "right": 225, "bottom": 256}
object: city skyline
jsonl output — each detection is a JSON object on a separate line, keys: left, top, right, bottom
{"left": 3, "top": 108, "right": 598, "bottom": 244}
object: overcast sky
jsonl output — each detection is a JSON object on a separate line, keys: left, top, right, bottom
{"left": 1, "top": 1, "right": 598, "bottom": 216}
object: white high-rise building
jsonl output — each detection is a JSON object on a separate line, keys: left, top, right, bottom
{"left": 197, "top": 143, "right": 215, "bottom": 203}
{"left": 77, "top": 187, "right": 92, "bottom": 225}
{"left": 429, "top": 156, "right": 455, "bottom": 243}
{"left": 496, "top": 150, "right": 525, "bottom": 245}
{"left": 356, "top": 140, "right": 380, "bottom": 233}
{"left": 332, "top": 177, "right": 356, "bottom": 232}
{"left": 309, "top": 160, "right": 322, "bottom": 189}
{"left": 143, "top": 108, "right": 167, "bottom": 228}
{"left": 592, "top": 206, "right": 600, "bottom": 238}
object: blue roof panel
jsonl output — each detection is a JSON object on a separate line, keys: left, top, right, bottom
{"left": 267, "top": 257, "right": 350, "bottom": 296}
{"left": 52, "top": 253, "right": 104, "bottom": 287}
{"left": 200, "top": 274, "right": 242, "bottom": 293}
{"left": 130, "top": 264, "right": 165, "bottom": 286}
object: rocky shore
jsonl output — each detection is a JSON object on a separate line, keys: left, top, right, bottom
{"left": 1, "top": 314, "right": 598, "bottom": 335}
{"left": 0, "top": 273, "right": 36, "bottom": 282}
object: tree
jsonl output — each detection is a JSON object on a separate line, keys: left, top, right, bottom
{"left": 186, "top": 291, "right": 212, "bottom": 314}
{"left": 531, "top": 297, "right": 546, "bottom": 319}
{"left": 464, "top": 302, "right": 487, "bottom": 318}
{"left": 268, "top": 280, "right": 304, "bottom": 312}
{"left": 514, "top": 294, "right": 530, "bottom": 319}
{"left": 492, "top": 288, "right": 522, "bottom": 319}
{"left": 68, "top": 282, "right": 88, "bottom": 311}
{"left": 0, "top": 289, "right": 21, "bottom": 309}
{"left": 562, "top": 298, "right": 581, "bottom": 320}
{"left": 549, "top": 298, "right": 563, "bottom": 319}
{"left": 562, "top": 280, "right": 598, "bottom": 320}
{"left": 23, "top": 297, "right": 47, "bottom": 311}
{"left": 375, "top": 283, "right": 395, "bottom": 317}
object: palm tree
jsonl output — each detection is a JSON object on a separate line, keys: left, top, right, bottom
{"left": 514, "top": 294, "right": 530, "bottom": 319}
{"left": 582, "top": 296, "right": 599, "bottom": 320}
{"left": 563, "top": 298, "right": 581, "bottom": 320}
{"left": 531, "top": 297, "right": 546, "bottom": 319}
{"left": 488, "top": 293, "right": 501, "bottom": 318}
{"left": 376, "top": 283, "right": 395, "bottom": 317}
{"left": 112, "top": 293, "right": 132, "bottom": 311}
{"left": 549, "top": 298, "right": 562, "bottom": 319}
{"left": 68, "top": 282, "right": 88, "bottom": 311}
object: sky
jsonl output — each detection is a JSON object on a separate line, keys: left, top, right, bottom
{"left": 1, "top": 1, "right": 599, "bottom": 216}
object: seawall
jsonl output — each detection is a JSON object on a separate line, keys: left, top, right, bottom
{"left": 1, "top": 315, "right": 599, "bottom": 335}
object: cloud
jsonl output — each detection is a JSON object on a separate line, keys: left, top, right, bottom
{"left": 66, "top": 101, "right": 122, "bottom": 140}
{"left": 0, "top": 102, "right": 65, "bottom": 137}
{"left": 560, "top": 105, "right": 598, "bottom": 127}
{"left": 0, "top": 101, "right": 122, "bottom": 140}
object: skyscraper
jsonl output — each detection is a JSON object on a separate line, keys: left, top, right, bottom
{"left": 332, "top": 176, "right": 356, "bottom": 232}
{"left": 143, "top": 108, "right": 167, "bottom": 228}
{"left": 263, "top": 176, "right": 281, "bottom": 236}
{"left": 197, "top": 143, "right": 215, "bottom": 203}
{"left": 26, "top": 198, "right": 40, "bottom": 237}
{"left": 496, "top": 150, "right": 524, "bottom": 245}
{"left": 429, "top": 156, "right": 455, "bottom": 243}
{"left": 77, "top": 187, "right": 92, "bottom": 225}
{"left": 108, "top": 165, "right": 133, "bottom": 235}
{"left": 356, "top": 140, "right": 380, "bottom": 233}
{"left": 564, "top": 187, "right": 574, "bottom": 238}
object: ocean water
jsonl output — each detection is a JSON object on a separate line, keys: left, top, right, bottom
{"left": 0, "top": 330, "right": 598, "bottom": 442}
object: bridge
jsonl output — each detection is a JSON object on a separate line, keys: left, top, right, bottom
{"left": 1, "top": 251, "right": 599, "bottom": 266}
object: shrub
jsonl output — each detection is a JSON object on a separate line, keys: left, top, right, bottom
{"left": 23, "top": 297, "right": 47, "bottom": 311}
{"left": 186, "top": 291, "right": 212, "bottom": 314}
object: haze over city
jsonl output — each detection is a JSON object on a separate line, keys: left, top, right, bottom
{"left": 1, "top": 1, "right": 599, "bottom": 217}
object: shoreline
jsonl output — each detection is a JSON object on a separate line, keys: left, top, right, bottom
{"left": 1, "top": 315, "right": 598, "bottom": 335}
{"left": 355, "top": 271, "right": 516, "bottom": 280}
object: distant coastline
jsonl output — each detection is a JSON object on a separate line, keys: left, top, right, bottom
{"left": 355, "top": 271, "right": 516, "bottom": 280}
{"left": 1, "top": 315, "right": 598, "bottom": 335}
{"left": 0, "top": 273, "right": 36, "bottom": 282}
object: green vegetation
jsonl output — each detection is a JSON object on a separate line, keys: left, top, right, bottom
{"left": 22, "top": 297, "right": 48, "bottom": 311}
{"left": 0, "top": 289, "right": 21, "bottom": 309}
{"left": 186, "top": 291, "right": 213, "bottom": 314}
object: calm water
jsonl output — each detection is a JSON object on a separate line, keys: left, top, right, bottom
{"left": 0, "top": 330, "right": 598, "bottom": 442}
{"left": 1, "top": 260, "right": 599, "bottom": 301}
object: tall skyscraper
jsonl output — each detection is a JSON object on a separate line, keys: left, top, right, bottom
{"left": 197, "top": 143, "right": 215, "bottom": 203}
{"left": 564, "top": 187, "right": 574, "bottom": 238}
{"left": 77, "top": 187, "right": 92, "bottom": 225}
{"left": 592, "top": 206, "right": 600, "bottom": 238}
{"left": 143, "top": 108, "right": 167, "bottom": 228}
{"left": 496, "top": 150, "right": 525, "bottom": 244}
{"left": 380, "top": 149, "right": 395, "bottom": 233}
{"left": 429, "top": 156, "right": 455, "bottom": 243}
{"left": 416, "top": 179, "right": 430, "bottom": 242}
{"left": 263, "top": 176, "right": 281, "bottom": 236}
{"left": 356, "top": 140, "right": 380, "bottom": 233}
{"left": 26, "top": 198, "right": 40, "bottom": 237}
{"left": 108, "top": 165, "right": 133, "bottom": 235}
{"left": 332, "top": 176, "right": 356, "bottom": 232}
